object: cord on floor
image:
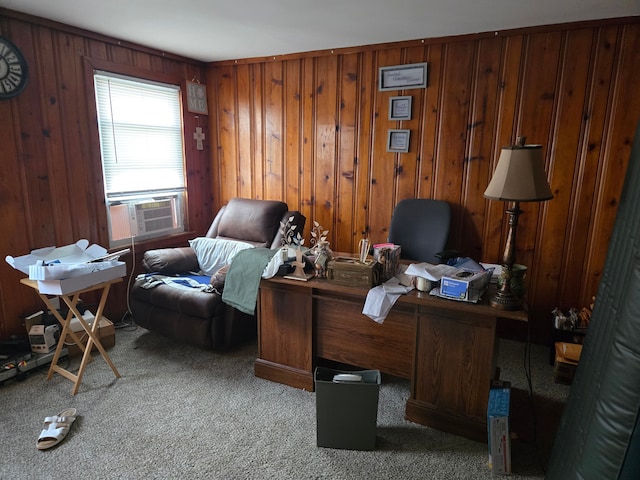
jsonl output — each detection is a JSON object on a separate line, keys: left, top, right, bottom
{"left": 113, "top": 235, "right": 139, "bottom": 332}
{"left": 523, "top": 319, "right": 546, "bottom": 476}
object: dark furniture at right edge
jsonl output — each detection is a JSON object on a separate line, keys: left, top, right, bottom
{"left": 547, "top": 122, "right": 640, "bottom": 479}
{"left": 255, "top": 276, "right": 527, "bottom": 442}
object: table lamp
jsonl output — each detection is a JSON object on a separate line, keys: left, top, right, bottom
{"left": 484, "top": 136, "right": 553, "bottom": 310}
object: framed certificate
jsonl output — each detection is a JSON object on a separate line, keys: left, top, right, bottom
{"left": 379, "top": 63, "right": 428, "bottom": 91}
{"left": 389, "top": 96, "right": 412, "bottom": 120}
{"left": 387, "top": 129, "right": 411, "bottom": 153}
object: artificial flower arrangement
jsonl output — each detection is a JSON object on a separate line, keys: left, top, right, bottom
{"left": 309, "top": 221, "right": 332, "bottom": 277}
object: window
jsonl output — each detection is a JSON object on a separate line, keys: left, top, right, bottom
{"left": 93, "top": 71, "right": 186, "bottom": 247}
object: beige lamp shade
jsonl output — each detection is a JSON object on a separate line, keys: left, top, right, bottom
{"left": 484, "top": 144, "right": 553, "bottom": 202}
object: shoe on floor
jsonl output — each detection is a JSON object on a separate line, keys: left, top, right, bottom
{"left": 36, "top": 408, "right": 77, "bottom": 450}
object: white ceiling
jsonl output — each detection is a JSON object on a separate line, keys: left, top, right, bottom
{"left": 2, "top": 0, "right": 638, "bottom": 62}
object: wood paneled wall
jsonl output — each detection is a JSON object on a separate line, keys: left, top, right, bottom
{"left": 0, "top": 10, "right": 211, "bottom": 338}
{"left": 1, "top": 9, "right": 638, "bottom": 346}
{"left": 207, "top": 18, "right": 640, "bottom": 343}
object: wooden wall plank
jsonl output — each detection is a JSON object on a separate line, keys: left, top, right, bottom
{"left": 565, "top": 25, "right": 620, "bottom": 305}
{"left": 299, "top": 57, "right": 315, "bottom": 240}
{"left": 264, "top": 62, "right": 284, "bottom": 201}
{"left": 284, "top": 59, "right": 302, "bottom": 209}
{"left": 237, "top": 64, "right": 254, "bottom": 200}
{"left": 515, "top": 32, "right": 562, "bottom": 281}
{"left": 34, "top": 26, "right": 74, "bottom": 245}
{"left": 183, "top": 78, "right": 211, "bottom": 235}
{"left": 335, "top": 53, "right": 359, "bottom": 252}
{"left": 215, "top": 65, "right": 239, "bottom": 201}
{"left": 461, "top": 37, "right": 503, "bottom": 261}
{"left": 434, "top": 41, "right": 476, "bottom": 255}
{"left": 584, "top": 24, "right": 640, "bottom": 302}
{"left": 417, "top": 43, "right": 443, "bottom": 200}
{"left": 535, "top": 28, "right": 595, "bottom": 315}
{"left": 354, "top": 51, "right": 375, "bottom": 242}
{"left": 369, "top": 48, "right": 402, "bottom": 245}
{"left": 250, "top": 63, "right": 265, "bottom": 202}
{"left": 56, "top": 31, "right": 103, "bottom": 243}
{"left": 11, "top": 23, "right": 56, "bottom": 248}
{"left": 313, "top": 55, "right": 338, "bottom": 244}
{"left": 395, "top": 46, "right": 426, "bottom": 203}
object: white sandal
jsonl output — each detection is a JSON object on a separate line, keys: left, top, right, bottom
{"left": 36, "top": 408, "right": 77, "bottom": 450}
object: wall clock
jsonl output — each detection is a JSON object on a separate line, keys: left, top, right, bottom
{"left": 0, "top": 36, "right": 29, "bottom": 100}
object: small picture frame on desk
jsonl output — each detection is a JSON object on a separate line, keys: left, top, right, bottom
{"left": 387, "top": 129, "right": 410, "bottom": 153}
{"left": 389, "top": 96, "right": 412, "bottom": 121}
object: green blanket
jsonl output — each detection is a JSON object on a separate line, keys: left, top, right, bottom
{"left": 222, "top": 248, "right": 277, "bottom": 315}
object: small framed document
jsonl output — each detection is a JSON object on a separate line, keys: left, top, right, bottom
{"left": 379, "top": 63, "right": 428, "bottom": 91}
{"left": 389, "top": 96, "right": 412, "bottom": 120}
{"left": 387, "top": 129, "right": 411, "bottom": 153}
{"left": 186, "top": 81, "right": 208, "bottom": 115}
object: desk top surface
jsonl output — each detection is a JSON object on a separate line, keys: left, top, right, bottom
{"left": 263, "top": 275, "right": 528, "bottom": 322}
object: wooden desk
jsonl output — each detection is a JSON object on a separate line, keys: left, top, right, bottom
{"left": 20, "top": 277, "right": 122, "bottom": 395}
{"left": 255, "top": 276, "right": 527, "bottom": 442}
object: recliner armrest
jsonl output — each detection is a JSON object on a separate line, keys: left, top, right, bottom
{"left": 142, "top": 247, "right": 199, "bottom": 274}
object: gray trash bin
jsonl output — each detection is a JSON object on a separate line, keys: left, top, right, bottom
{"left": 315, "top": 366, "right": 381, "bottom": 450}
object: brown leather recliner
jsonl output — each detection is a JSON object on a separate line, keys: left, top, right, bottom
{"left": 130, "top": 198, "right": 305, "bottom": 349}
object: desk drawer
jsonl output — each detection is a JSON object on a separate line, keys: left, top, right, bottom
{"left": 315, "top": 296, "right": 415, "bottom": 378}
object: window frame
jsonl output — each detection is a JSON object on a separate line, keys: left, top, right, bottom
{"left": 83, "top": 58, "right": 191, "bottom": 249}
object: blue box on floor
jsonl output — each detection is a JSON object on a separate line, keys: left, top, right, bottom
{"left": 487, "top": 381, "right": 511, "bottom": 474}
{"left": 315, "top": 367, "right": 381, "bottom": 451}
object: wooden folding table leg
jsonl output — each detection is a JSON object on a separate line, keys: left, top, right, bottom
{"left": 60, "top": 284, "right": 120, "bottom": 395}
{"left": 32, "top": 292, "right": 91, "bottom": 381}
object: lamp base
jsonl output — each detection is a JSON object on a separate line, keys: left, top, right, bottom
{"left": 490, "top": 290, "right": 522, "bottom": 311}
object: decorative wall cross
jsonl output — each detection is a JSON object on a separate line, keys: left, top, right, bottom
{"left": 193, "top": 126, "right": 205, "bottom": 150}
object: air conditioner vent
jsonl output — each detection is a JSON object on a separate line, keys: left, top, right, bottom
{"left": 133, "top": 199, "right": 176, "bottom": 235}
{"left": 108, "top": 195, "right": 184, "bottom": 246}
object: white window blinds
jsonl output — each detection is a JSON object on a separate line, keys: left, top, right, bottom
{"left": 94, "top": 72, "right": 185, "bottom": 197}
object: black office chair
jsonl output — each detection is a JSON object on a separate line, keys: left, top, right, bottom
{"left": 388, "top": 198, "right": 455, "bottom": 264}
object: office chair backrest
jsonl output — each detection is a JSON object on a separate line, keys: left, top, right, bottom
{"left": 388, "top": 198, "right": 451, "bottom": 263}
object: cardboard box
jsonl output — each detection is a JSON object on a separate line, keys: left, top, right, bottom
{"left": 440, "top": 269, "right": 491, "bottom": 303}
{"left": 6, "top": 239, "right": 126, "bottom": 294}
{"left": 35, "top": 262, "right": 125, "bottom": 294}
{"left": 554, "top": 342, "right": 582, "bottom": 384}
{"left": 65, "top": 317, "right": 115, "bottom": 357}
{"left": 488, "top": 382, "right": 511, "bottom": 474}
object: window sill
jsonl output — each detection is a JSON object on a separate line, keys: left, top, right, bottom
{"left": 111, "top": 231, "right": 197, "bottom": 255}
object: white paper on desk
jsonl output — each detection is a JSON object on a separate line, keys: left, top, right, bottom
{"left": 383, "top": 283, "right": 413, "bottom": 295}
{"left": 363, "top": 278, "right": 412, "bottom": 324}
{"left": 405, "top": 262, "right": 459, "bottom": 281}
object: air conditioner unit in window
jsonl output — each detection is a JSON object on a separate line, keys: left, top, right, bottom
{"left": 131, "top": 199, "right": 176, "bottom": 235}
{"left": 108, "top": 195, "right": 184, "bottom": 245}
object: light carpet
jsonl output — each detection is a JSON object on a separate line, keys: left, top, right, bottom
{"left": 0, "top": 323, "right": 570, "bottom": 479}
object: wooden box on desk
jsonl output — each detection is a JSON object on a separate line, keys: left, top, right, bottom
{"left": 327, "top": 257, "right": 382, "bottom": 288}
{"left": 66, "top": 317, "right": 115, "bottom": 357}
